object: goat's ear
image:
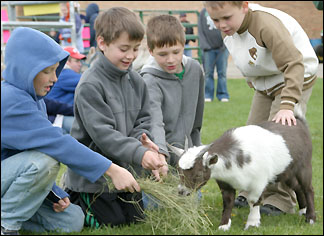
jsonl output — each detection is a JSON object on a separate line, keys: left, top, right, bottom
{"left": 209, "top": 155, "right": 218, "bottom": 165}
{"left": 204, "top": 154, "right": 218, "bottom": 168}
{"left": 166, "top": 143, "right": 185, "bottom": 157}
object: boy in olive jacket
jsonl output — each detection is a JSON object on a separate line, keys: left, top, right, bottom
{"left": 204, "top": 1, "right": 318, "bottom": 215}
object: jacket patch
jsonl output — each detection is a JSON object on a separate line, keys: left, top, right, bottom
{"left": 249, "top": 47, "right": 257, "bottom": 60}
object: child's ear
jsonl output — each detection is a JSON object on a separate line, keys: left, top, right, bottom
{"left": 97, "top": 36, "right": 106, "bottom": 51}
{"left": 148, "top": 48, "right": 154, "bottom": 56}
{"left": 242, "top": 1, "right": 249, "bottom": 13}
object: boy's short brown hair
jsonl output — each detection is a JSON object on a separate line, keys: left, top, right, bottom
{"left": 203, "top": 1, "right": 243, "bottom": 9}
{"left": 94, "top": 7, "right": 144, "bottom": 45}
{"left": 146, "top": 14, "right": 185, "bottom": 51}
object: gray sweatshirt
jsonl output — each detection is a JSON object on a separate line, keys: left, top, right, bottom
{"left": 198, "top": 8, "right": 224, "bottom": 51}
{"left": 64, "top": 52, "right": 153, "bottom": 193}
{"left": 140, "top": 55, "right": 205, "bottom": 166}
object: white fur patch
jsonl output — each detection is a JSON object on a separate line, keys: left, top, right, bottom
{"left": 299, "top": 208, "right": 306, "bottom": 215}
{"left": 178, "top": 145, "right": 210, "bottom": 170}
{"left": 218, "top": 218, "right": 231, "bottom": 231}
{"left": 233, "top": 125, "right": 292, "bottom": 178}
{"left": 245, "top": 204, "right": 260, "bottom": 230}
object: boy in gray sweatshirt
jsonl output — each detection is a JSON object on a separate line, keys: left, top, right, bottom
{"left": 141, "top": 15, "right": 205, "bottom": 168}
{"left": 62, "top": 7, "right": 167, "bottom": 228}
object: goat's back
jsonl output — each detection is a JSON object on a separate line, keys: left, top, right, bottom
{"left": 257, "top": 118, "right": 312, "bottom": 164}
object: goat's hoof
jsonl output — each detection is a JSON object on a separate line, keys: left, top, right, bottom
{"left": 306, "top": 214, "right": 316, "bottom": 224}
{"left": 218, "top": 219, "right": 231, "bottom": 231}
{"left": 306, "top": 217, "right": 316, "bottom": 225}
{"left": 244, "top": 221, "right": 260, "bottom": 230}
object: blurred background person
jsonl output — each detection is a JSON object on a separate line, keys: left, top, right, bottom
{"left": 45, "top": 46, "right": 85, "bottom": 134}
{"left": 44, "top": 98, "right": 74, "bottom": 134}
{"left": 198, "top": 7, "right": 229, "bottom": 102}
{"left": 46, "top": 46, "right": 85, "bottom": 106}
{"left": 59, "top": 2, "right": 84, "bottom": 53}
{"left": 85, "top": 3, "right": 99, "bottom": 48}
{"left": 179, "top": 12, "right": 196, "bottom": 57}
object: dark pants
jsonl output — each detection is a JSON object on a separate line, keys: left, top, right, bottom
{"left": 66, "top": 188, "right": 144, "bottom": 228}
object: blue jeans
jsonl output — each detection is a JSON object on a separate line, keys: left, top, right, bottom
{"left": 184, "top": 44, "right": 192, "bottom": 57}
{"left": 142, "top": 191, "right": 160, "bottom": 210}
{"left": 1, "top": 150, "right": 84, "bottom": 233}
{"left": 202, "top": 47, "right": 229, "bottom": 101}
{"left": 62, "top": 115, "right": 74, "bottom": 134}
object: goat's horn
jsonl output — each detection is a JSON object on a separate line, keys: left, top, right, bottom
{"left": 197, "top": 143, "right": 212, "bottom": 158}
{"left": 166, "top": 143, "right": 185, "bottom": 157}
{"left": 184, "top": 136, "right": 189, "bottom": 151}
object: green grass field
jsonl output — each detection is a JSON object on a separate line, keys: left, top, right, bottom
{"left": 30, "top": 78, "right": 323, "bottom": 235}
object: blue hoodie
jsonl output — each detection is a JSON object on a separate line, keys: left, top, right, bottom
{"left": 1, "top": 28, "right": 112, "bottom": 189}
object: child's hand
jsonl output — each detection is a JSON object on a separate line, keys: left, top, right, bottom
{"left": 151, "top": 154, "right": 168, "bottom": 181}
{"left": 158, "top": 153, "right": 168, "bottom": 176}
{"left": 105, "top": 163, "right": 141, "bottom": 192}
{"left": 272, "top": 109, "right": 296, "bottom": 126}
{"left": 140, "top": 133, "right": 159, "bottom": 152}
{"left": 142, "top": 150, "right": 165, "bottom": 170}
{"left": 53, "top": 197, "right": 70, "bottom": 212}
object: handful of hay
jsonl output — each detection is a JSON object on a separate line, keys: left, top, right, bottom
{"left": 106, "top": 166, "right": 213, "bottom": 235}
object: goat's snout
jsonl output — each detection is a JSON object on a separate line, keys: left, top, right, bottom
{"left": 178, "top": 184, "right": 191, "bottom": 196}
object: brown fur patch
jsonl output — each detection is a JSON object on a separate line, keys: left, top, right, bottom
{"left": 180, "top": 157, "right": 211, "bottom": 190}
{"left": 208, "top": 128, "right": 251, "bottom": 169}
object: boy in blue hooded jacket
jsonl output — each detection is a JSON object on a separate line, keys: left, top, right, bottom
{"left": 1, "top": 27, "right": 141, "bottom": 235}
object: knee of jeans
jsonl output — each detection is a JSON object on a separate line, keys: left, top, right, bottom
{"left": 64, "top": 204, "right": 85, "bottom": 232}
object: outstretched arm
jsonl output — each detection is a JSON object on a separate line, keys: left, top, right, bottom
{"left": 105, "top": 163, "right": 141, "bottom": 193}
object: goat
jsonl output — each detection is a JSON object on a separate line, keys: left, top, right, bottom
{"left": 167, "top": 112, "right": 315, "bottom": 231}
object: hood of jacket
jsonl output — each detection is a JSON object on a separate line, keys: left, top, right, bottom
{"left": 1, "top": 28, "right": 111, "bottom": 184}
{"left": 2, "top": 27, "right": 69, "bottom": 100}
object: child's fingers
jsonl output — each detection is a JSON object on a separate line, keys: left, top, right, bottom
{"left": 152, "top": 169, "right": 161, "bottom": 181}
{"left": 141, "top": 133, "right": 148, "bottom": 142}
{"left": 133, "top": 182, "right": 141, "bottom": 192}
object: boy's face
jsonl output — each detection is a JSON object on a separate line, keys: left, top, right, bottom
{"left": 97, "top": 31, "right": 141, "bottom": 71}
{"left": 67, "top": 57, "right": 82, "bottom": 73}
{"left": 60, "top": 4, "right": 68, "bottom": 18}
{"left": 149, "top": 41, "right": 184, "bottom": 74}
{"left": 206, "top": 1, "right": 249, "bottom": 36}
{"left": 33, "top": 62, "right": 59, "bottom": 96}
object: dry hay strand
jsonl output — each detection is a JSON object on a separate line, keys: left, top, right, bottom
{"left": 129, "top": 166, "right": 213, "bottom": 235}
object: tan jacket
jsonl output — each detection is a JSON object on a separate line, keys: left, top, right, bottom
{"left": 224, "top": 3, "right": 318, "bottom": 110}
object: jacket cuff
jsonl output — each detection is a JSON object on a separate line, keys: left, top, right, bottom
{"left": 158, "top": 148, "right": 170, "bottom": 158}
{"left": 46, "top": 183, "right": 69, "bottom": 203}
{"left": 158, "top": 148, "right": 170, "bottom": 163}
{"left": 280, "top": 99, "right": 295, "bottom": 111}
{"left": 133, "top": 145, "right": 148, "bottom": 167}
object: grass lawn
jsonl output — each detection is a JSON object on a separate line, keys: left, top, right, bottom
{"left": 28, "top": 78, "right": 323, "bottom": 235}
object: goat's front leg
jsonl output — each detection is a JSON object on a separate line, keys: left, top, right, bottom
{"left": 217, "top": 180, "right": 235, "bottom": 231}
{"left": 244, "top": 201, "right": 261, "bottom": 230}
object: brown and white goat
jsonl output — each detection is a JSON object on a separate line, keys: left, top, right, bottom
{"left": 168, "top": 114, "right": 315, "bottom": 230}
